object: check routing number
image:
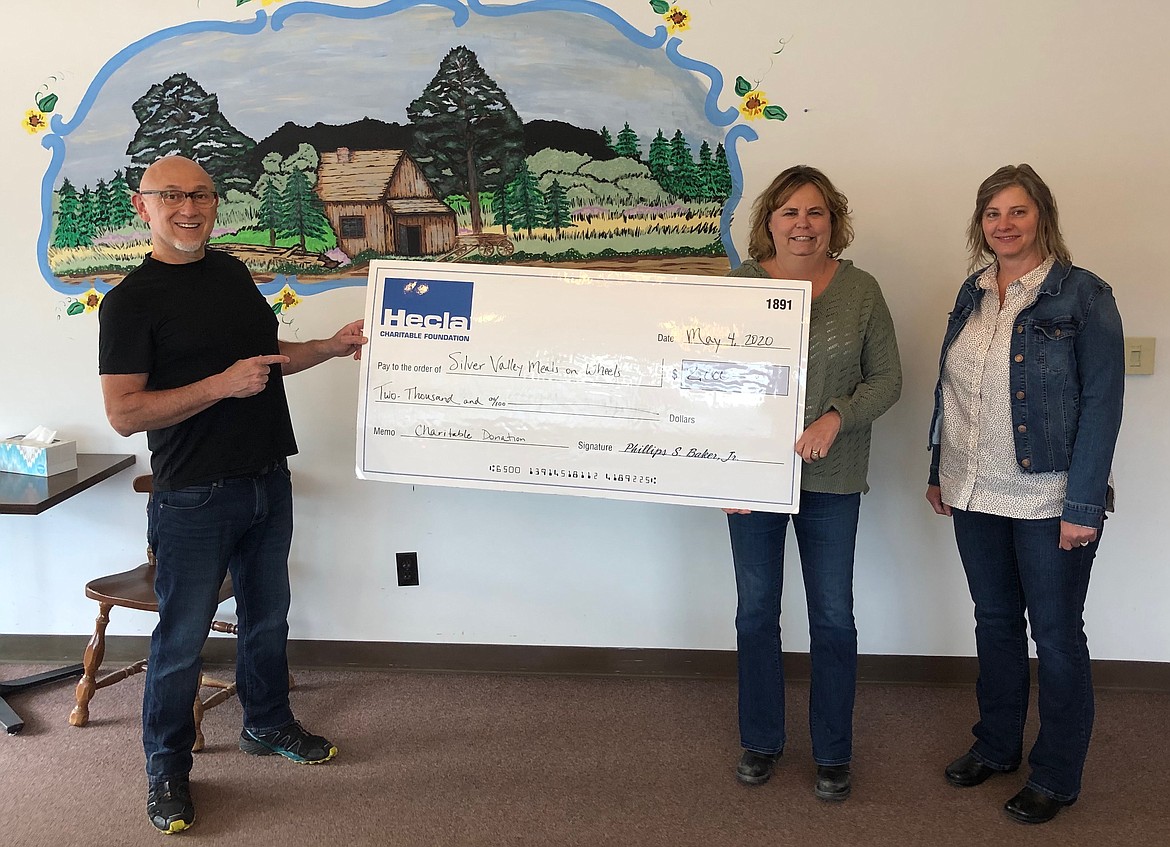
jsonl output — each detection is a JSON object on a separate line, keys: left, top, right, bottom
{"left": 356, "top": 260, "right": 811, "bottom": 511}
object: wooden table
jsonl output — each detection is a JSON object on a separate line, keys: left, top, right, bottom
{"left": 0, "top": 453, "right": 136, "bottom": 734}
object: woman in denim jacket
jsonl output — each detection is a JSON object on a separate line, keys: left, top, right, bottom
{"left": 926, "top": 164, "right": 1124, "bottom": 824}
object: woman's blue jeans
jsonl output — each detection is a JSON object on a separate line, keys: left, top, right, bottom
{"left": 951, "top": 508, "right": 1098, "bottom": 802}
{"left": 727, "top": 491, "right": 860, "bottom": 766}
{"left": 143, "top": 466, "right": 296, "bottom": 781}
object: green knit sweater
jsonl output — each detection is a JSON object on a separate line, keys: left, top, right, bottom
{"left": 728, "top": 259, "right": 902, "bottom": 495}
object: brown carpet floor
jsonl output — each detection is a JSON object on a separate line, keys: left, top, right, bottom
{"left": 0, "top": 664, "right": 1166, "bottom": 846}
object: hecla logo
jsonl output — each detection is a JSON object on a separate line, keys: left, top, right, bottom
{"left": 381, "top": 277, "right": 473, "bottom": 332}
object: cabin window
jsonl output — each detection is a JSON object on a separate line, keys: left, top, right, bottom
{"left": 340, "top": 216, "right": 366, "bottom": 238}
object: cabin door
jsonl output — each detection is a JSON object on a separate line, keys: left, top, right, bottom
{"left": 396, "top": 224, "right": 422, "bottom": 257}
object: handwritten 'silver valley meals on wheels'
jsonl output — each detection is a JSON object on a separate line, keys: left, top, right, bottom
{"left": 355, "top": 260, "right": 811, "bottom": 512}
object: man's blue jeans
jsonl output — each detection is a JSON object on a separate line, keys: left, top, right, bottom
{"left": 951, "top": 508, "right": 1098, "bottom": 802}
{"left": 143, "top": 465, "right": 295, "bottom": 781}
{"left": 727, "top": 491, "right": 861, "bottom": 766}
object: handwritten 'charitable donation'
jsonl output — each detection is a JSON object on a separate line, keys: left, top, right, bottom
{"left": 355, "top": 260, "right": 811, "bottom": 512}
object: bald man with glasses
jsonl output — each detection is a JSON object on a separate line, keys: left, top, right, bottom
{"left": 98, "top": 155, "right": 366, "bottom": 834}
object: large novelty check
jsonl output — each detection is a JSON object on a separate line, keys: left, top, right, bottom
{"left": 356, "top": 260, "right": 810, "bottom": 511}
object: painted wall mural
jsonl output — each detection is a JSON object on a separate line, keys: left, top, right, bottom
{"left": 28, "top": 0, "right": 787, "bottom": 316}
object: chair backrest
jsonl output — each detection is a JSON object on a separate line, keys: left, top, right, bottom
{"left": 132, "top": 475, "right": 156, "bottom": 567}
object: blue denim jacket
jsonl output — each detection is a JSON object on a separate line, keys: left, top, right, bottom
{"left": 928, "top": 263, "right": 1124, "bottom": 528}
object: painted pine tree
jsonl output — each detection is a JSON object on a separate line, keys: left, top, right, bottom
{"left": 279, "top": 169, "right": 331, "bottom": 251}
{"left": 647, "top": 129, "right": 671, "bottom": 188}
{"left": 256, "top": 173, "right": 283, "bottom": 247}
{"left": 543, "top": 178, "right": 573, "bottom": 237}
{"left": 713, "top": 143, "right": 733, "bottom": 202}
{"left": 93, "top": 179, "right": 114, "bottom": 234}
{"left": 615, "top": 122, "right": 641, "bottom": 160}
{"left": 506, "top": 161, "right": 546, "bottom": 238}
{"left": 696, "top": 141, "right": 716, "bottom": 202}
{"left": 600, "top": 126, "right": 614, "bottom": 153}
{"left": 407, "top": 46, "right": 525, "bottom": 234}
{"left": 667, "top": 130, "right": 701, "bottom": 201}
{"left": 52, "top": 179, "right": 85, "bottom": 249}
{"left": 125, "top": 73, "right": 256, "bottom": 193}
{"left": 76, "top": 185, "right": 98, "bottom": 245}
{"left": 492, "top": 180, "right": 511, "bottom": 236}
{"left": 108, "top": 171, "right": 137, "bottom": 230}
{"left": 255, "top": 152, "right": 286, "bottom": 247}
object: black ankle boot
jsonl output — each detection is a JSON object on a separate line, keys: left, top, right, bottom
{"left": 814, "top": 764, "right": 851, "bottom": 800}
{"left": 735, "top": 750, "right": 778, "bottom": 785}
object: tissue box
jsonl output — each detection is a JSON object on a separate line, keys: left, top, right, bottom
{"left": 0, "top": 435, "right": 78, "bottom": 476}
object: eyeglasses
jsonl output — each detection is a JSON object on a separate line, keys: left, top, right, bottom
{"left": 137, "top": 189, "right": 218, "bottom": 208}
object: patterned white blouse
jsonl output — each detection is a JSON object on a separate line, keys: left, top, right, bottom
{"left": 938, "top": 258, "right": 1067, "bottom": 519}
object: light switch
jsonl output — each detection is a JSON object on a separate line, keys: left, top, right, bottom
{"left": 1125, "top": 337, "right": 1155, "bottom": 375}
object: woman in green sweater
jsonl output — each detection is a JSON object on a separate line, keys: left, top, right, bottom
{"left": 725, "top": 166, "right": 901, "bottom": 801}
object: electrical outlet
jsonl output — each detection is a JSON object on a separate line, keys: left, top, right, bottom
{"left": 396, "top": 552, "right": 419, "bottom": 587}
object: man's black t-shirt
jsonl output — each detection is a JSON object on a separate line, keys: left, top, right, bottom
{"left": 98, "top": 249, "right": 298, "bottom": 490}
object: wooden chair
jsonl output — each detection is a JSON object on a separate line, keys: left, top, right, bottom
{"left": 69, "top": 474, "right": 238, "bottom": 751}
